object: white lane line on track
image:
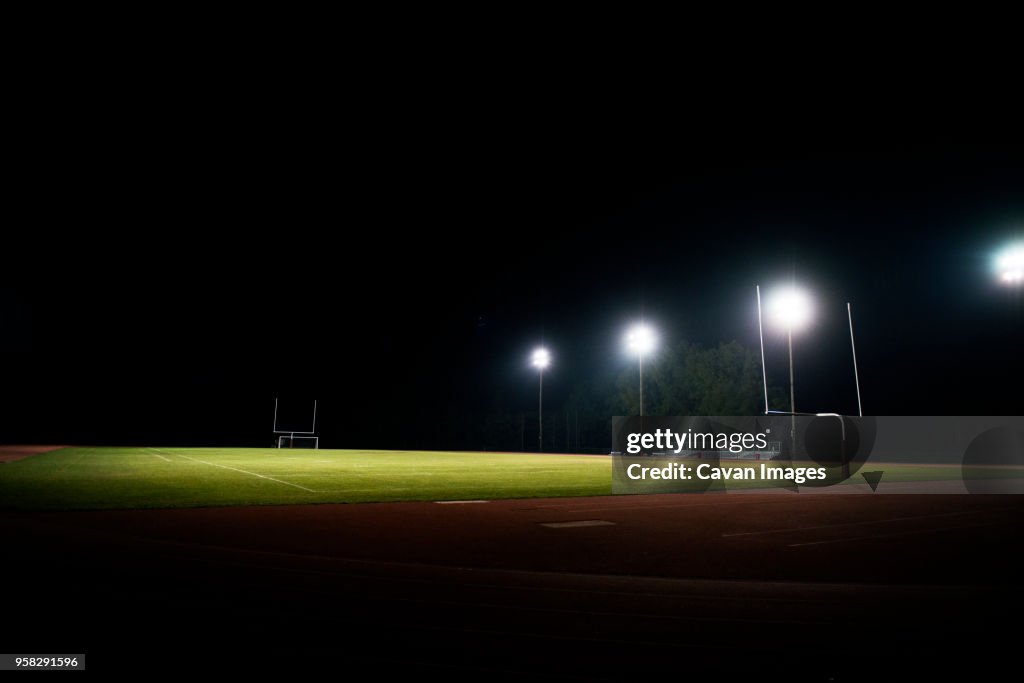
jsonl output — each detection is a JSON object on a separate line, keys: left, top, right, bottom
{"left": 722, "top": 510, "right": 983, "bottom": 538}
{"left": 150, "top": 448, "right": 316, "bottom": 492}
{"left": 525, "top": 496, "right": 836, "bottom": 514}
{"left": 787, "top": 521, "right": 998, "bottom": 547}
{"left": 540, "top": 520, "right": 616, "bottom": 528}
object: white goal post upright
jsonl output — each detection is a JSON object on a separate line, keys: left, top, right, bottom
{"left": 273, "top": 398, "right": 319, "bottom": 449}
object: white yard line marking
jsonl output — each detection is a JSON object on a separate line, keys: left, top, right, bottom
{"left": 146, "top": 449, "right": 171, "bottom": 462}
{"left": 540, "top": 520, "right": 616, "bottom": 528}
{"left": 787, "top": 521, "right": 997, "bottom": 547}
{"left": 722, "top": 510, "right": 982, "bottom": 538}
{"left": 435, "top": 500, "right": 490, "bottom": 504}
{"left": 150, "top": 448, "right": 316, "bottom": 492}
{"left": 312, "top": 488, "right": 411, "bottom": 493}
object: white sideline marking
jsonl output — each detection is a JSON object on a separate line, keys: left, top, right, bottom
{"left": 435, "top": 500, "right": 489, "bottom": 504}
{"left": 540, "top": 520, "right": 616, "bottom": 528}
{"left": 150, "top": 448, "right": 316, "bottom": 492}
{"left": 722, "top": 510, "right": 981, "bottom": 538}
{"left": 146, "top": 449, "right": 171, "bottom": 462}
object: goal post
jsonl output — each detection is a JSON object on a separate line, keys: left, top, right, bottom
{"left": 273, "top": 398, "right": 319, "bottom": 449}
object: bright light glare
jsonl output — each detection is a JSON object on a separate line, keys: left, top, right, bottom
{"left": 996, "top": 244, "right": 1024, "bottom": 285}
{"left": 531, "top": 347, "right": 550, "bottom": 369}
{"left": 625, "top": 324, "right": 656, "bottom": 355}
{"left": 767, "top": 286, "right": 813, "bottom": 331}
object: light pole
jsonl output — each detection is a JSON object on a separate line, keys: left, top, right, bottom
{"left": 625, "top": 324, "right": 656, "bottom": 416}
{"left": 531, "top": 348, "right": 550, "bottom": 452}
{"left": 767, "top": 287, "right": 813, "bottom": 454}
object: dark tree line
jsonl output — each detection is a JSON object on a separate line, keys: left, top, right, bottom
{"left": 479, "top": 340, "right": 784, "bottom": 452}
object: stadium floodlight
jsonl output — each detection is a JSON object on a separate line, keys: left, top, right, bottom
{"left": 531, "top": 347, "right": 550, "bottom": 451}
{"left": 625, "top": 324, "right": 656, "bottom": 355}
{"left": 625, "top": 324, "right": 656, "bottom": 416}
{"left": 996, "top": 243, "right": 1024, "bottom": 285}
{"left": 767, "top": 286, "right": 813, "bottom": 332}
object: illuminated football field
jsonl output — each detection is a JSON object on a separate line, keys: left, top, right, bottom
{"left": 0, "top": 448, "right": 611, "bottom": 510}
{"left": 2, "top": 447, "right": 1021, "bottom": 511}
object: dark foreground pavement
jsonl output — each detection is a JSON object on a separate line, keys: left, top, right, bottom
{"left": 3, "top": 492, "right": 1021, "bottom": 680}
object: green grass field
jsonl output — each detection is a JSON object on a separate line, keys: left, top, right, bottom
{"left": 0, "top": 447, "right": 613, "bottom": 511}
{"left": 1, "top": 447, "right": 1020, "bottom": 512}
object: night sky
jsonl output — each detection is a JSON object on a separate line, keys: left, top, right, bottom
{"left": 2, "top": 131, "right": 1021, "bottom": 448}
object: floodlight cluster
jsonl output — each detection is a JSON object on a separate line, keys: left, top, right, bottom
{"left": 767, "top": 286, "right": 813, "bottom": 331}
{"left": 997, "top": 244, "right": 1024, "bottom": 285}
{"left": 625, "top": 324, "right": 656, "bottom": 355}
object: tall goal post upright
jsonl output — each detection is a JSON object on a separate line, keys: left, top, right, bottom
{"left": 272, "top": 397, "right": 319, "bottom": 449}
